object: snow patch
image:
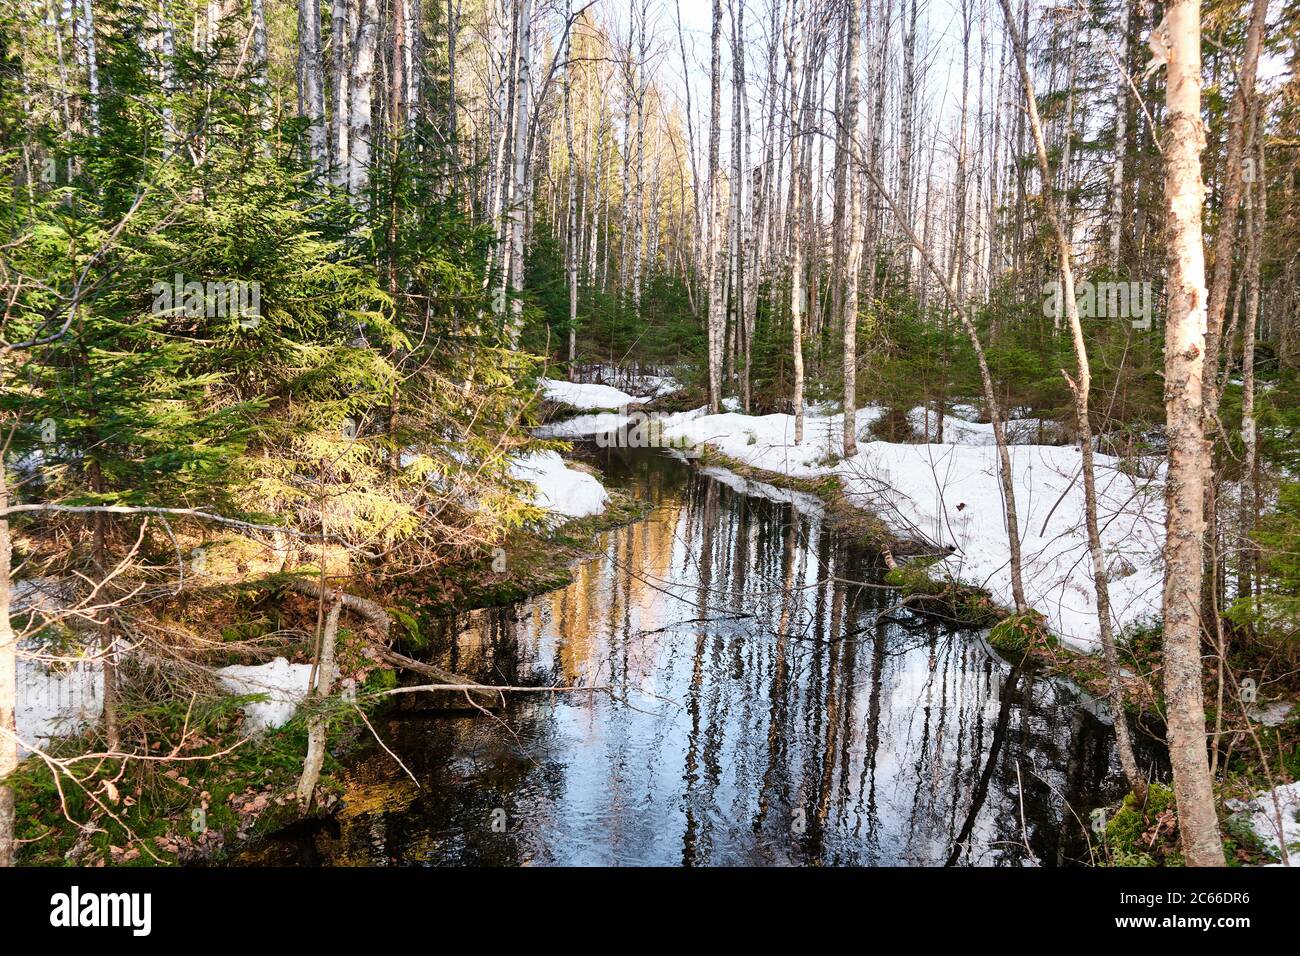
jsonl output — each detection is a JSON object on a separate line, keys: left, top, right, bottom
{"left": 540, "top": 379, "right": 638, "bottom": 410}
{"left": 1228, "top": 781, "right": 1300, "bottom": 865}
{"left": 12, "top": 578, "right": 105, "bottom": 752}
{"left": 215, "top": 657, "right": 316, "bottom": 732}
{"left": 510, "top": 450, "right": 609, "bottom": 519}
{"left": 17, "top": 657, "right": 104, "bottom": 753}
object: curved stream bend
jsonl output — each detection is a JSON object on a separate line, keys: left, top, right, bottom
{"left": 246, "top": 446, "right": 1138, "bottom": 866}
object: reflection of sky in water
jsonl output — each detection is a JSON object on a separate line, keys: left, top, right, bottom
{"left": 255, "top": 449, "right": 1145, "bottom": 867}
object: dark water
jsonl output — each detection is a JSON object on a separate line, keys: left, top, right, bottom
{"left": 249, "top": 447, "right": 1143, "bottom": 867}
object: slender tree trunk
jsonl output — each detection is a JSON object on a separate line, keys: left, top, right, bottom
{"left": 1199, "top": 0, "right": 1270, "bottom": 642}
{"left": 1238, "top": 106, "right": 1264, "bottom": 607}
{"left": 1203, "top": 0, "right": 1269, "bottom": 412}
{"left": 840, "top": 0, "right": 862, "bottom": 457}
{"left": 0, "top": 469, "right": 16, "bottom": 867}
{"left": 1107, "top": 0, "right": 1130, "bottom": 268}
{"left": 564, "top": 10, "right": 578, "bottom": 368}
{"left": 705, "top": 0, "right": 725, "bottom": 412}
{"left": 348, "top": 0, "right": 379, "bottom": 204}
{"left": 78, "top": 0, "right": 99, "bottom": 135}
{"left": 1160, "top": 0, "right": 1225, "bottom": 867}
{"left": 330, "top": 0, "right": 351, "bottom": 185}
{"left": 296, "top": 596, "right": 343, "bottom": 806}
{"left": 898, "top": 0, "right": 916, "bottom": 290}
{"left": 506, "top": 0, "right": 534, "bottom": 343}
{"left": 999, "top": 0, "right": 1144, "bottom": 798}
{"left": 298, "top": 0, "right": 328, "bottom": 173}
{"left": 786, "top": 0, "right": 805, "bottom": 443}
{"left": 447, "top": 0, "right": 458, "bottom": 165}
{"left": 158, "top": 0, "right": 175, "bottom": 141}
{"left": 251, "top": 0, "right": 269, "bottom": 104}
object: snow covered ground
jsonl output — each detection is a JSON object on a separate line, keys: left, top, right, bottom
{"left": 545, "top": 402, "right": 1164, "bottom": 651}
{"left": 510, "top": 450, "right": 609, "bottom": 520}
{"left": 835, "top": 441, "right": 1163, "bottom": 650}
{"left": 1228, "top": 781, "right": 1300, "bottom": 865}
{"left": 539, "top": 369, "right": 683, "bottom": 411}
{"left": 11, "top": 580, "right": 105, "bottom": 753}
{"left": 540, "top": 379, "right": 640, "bottom": 410}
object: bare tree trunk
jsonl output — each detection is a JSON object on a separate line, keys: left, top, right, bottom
{"left": 250, "top": 0, "right": 269, "bottom": 102}
{"left": 0, "top": 469, "right": 16, "bottom": 867}
{"left": 78, "top": 0, "right": 99, "bottom": 135}
{"left": 786, "top": 0, "right": 805, "bottom": 443}
{"left": 1160, "top": 0, "right": 1225, "bottom": 867}
{"left": 506, "top": 0, "right": 534, "bottom": 344}
{"left": 1199, "top": 0, "right": 1270, "bottom": 644}
{"left": 705, "top": 0, "right": 725, "bottom": 412}
{"left": 1203, "top": 0, "right": 1269, "bottom": 412}
{"left": 296, "top": 596, "right": 343, "bottom": 806}
{"left": 298, "top": 0, "right": 328, "bottom": 173}
{"left": 632, "top": 0, "right": 647, "bottom": 311}
{"left": 729, "top": 0, "right": 746, "bottom": 402}
{"left": 447, "top": 0, "right": 458, "bottom": 162}
{"left": 898, "top": 0, "right": 917, "bottom": 290}
{"left": 1107, "top": 0, "right": 1130, "bottom": 268}
{"left": 840, "top": 0, "right": 862, "bottom": 458}
{"left": 1238, "top": 106, "right": 1264, "bottom": 608}
{"left": 564, "top": 7, "right": 578, "bottom": 368}
{"left": 330, "top": 0, "right": 351, "bottom": 185}
{"left": 158, "top": 0, "right": 176, "bottom": 141}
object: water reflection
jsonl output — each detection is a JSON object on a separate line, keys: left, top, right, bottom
{"left": 261, "top": 448, "right": 1137, "bottom": 866}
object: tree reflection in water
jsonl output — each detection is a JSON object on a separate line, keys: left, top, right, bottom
{"left": 246, "top": 447, "right": 1151, "bottom": 867}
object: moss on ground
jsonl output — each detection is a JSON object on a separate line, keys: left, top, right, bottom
{"left": 988, "top": 611, "right": 1055, "bottom": 657}
{"left": 411, "top": 487, "right": 652, "bottom": 616}
{"left": 1101, "top": 783, "right": 1183, "bottom": 867}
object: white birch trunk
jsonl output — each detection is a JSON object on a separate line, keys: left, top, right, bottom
{"left": 347, "top": 0, "right": 379, "bottom": 203}
{"left": 1159, "top": 0, "right": 1225, "bottom": 867}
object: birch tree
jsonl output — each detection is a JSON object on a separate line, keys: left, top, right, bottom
{"left": 705, "top": 0, "right": 725, "bottom": 412}
{"left": 348, "top": 0, "right": 379, "bottom": 203}
{"left": 298, "top": 0, "right": 327, "bottom": 173}
{"left": 840, "top": 0, "right": 862, "bottom": 457}
{"left": 330, "top": 0, "right": 351, "bottom": 186}
{"left": 1158, "top": 0, "right": 1225, "bottom": 867}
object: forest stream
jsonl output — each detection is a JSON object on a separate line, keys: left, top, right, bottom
{"left": 240, "top": 446, "right": 1148, "bottom": 867}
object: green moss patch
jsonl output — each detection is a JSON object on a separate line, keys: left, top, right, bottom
{"left": 1101, "top": 783, "right": 1183, "bottom": 867}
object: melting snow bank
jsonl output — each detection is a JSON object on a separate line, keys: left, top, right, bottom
{"left": 215, "top": 657, "right": 316, "bottom": 732}
{"left": 510, "top": 450, "right": 609, "bottom": 519}
{"left": 539, "top": 369, "right": 683, "bottom": 411}
{"left": 1228, "top": 782, "right": 1300, "bottom": 865}
{"left": 617, "top": 404, "right": 1162, "bottom": 652}
{"left": 540, "top": 378, "right": 640, "bottom": 410}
